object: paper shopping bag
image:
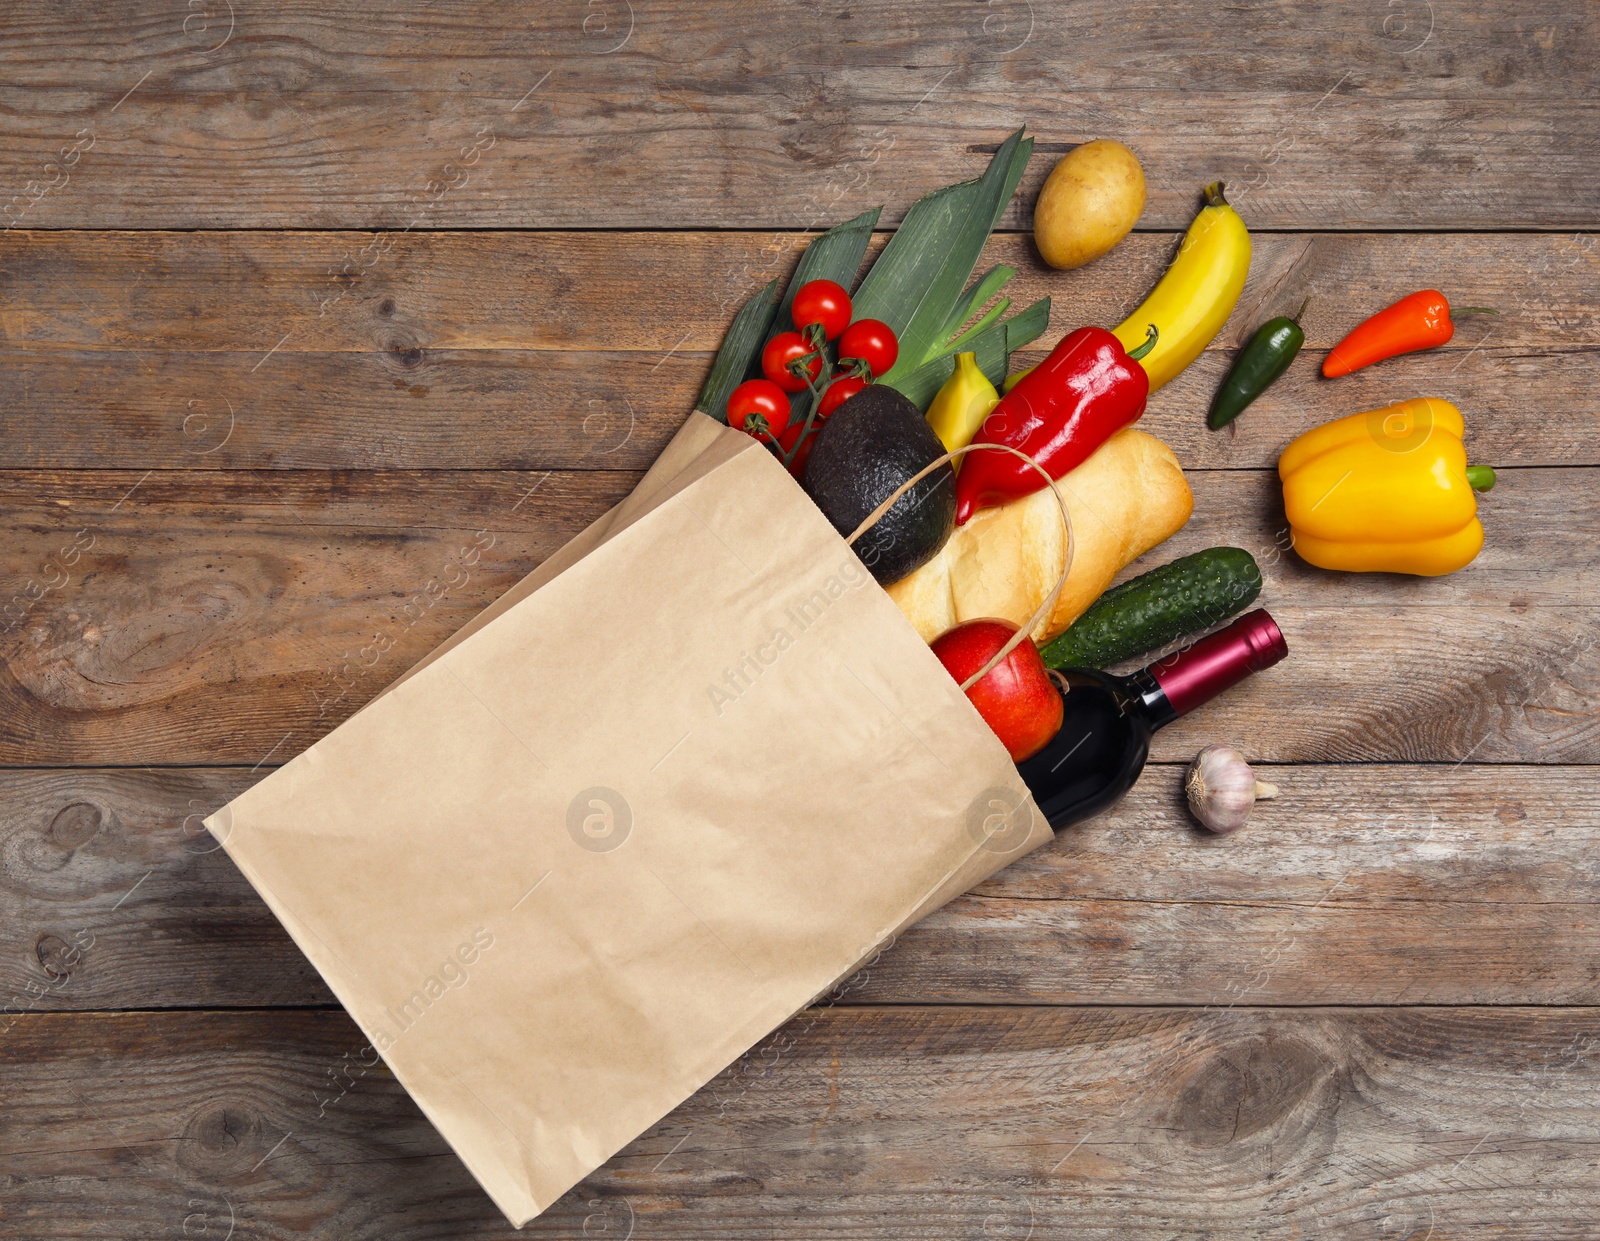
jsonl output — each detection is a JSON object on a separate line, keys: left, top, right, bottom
{"left": 205, "top": 412, "right": 1053, "bottom": 1226}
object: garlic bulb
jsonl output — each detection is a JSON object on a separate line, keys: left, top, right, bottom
{"left": 1185, "top": 744, "right": 1278, "bottom": 834}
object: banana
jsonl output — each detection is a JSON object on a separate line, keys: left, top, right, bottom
{"left": 1111, "top": 181, "right": 1251, "bottom": 392}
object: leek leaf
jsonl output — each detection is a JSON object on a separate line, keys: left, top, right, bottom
{"left": 695, "top": 279, "right": 779, "bottom": 422}
{"left": 852, "top": 129, "right": 1033, "bottom": 385}
{"left": 886, "top": 296, "right": 1051, "bottom": 409}
{"left": 938, "top": 264, "right": 1017, "bottom": 345}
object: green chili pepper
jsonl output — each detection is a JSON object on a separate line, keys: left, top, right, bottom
{"left": 1207, "top": 299, "right": 1308, "bottom": 430}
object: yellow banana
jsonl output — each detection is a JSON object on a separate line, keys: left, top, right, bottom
{"left": 925, "top": 352, "right": 1000, "bottom": 464}
{"left": 1111, "top": 181, "right": 1251, "bottom": 392}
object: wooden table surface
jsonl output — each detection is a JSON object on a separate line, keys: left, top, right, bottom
{"left": 3, "top": 3, "right": 1597, "bottom": 1237}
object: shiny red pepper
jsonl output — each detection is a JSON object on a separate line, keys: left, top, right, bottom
{"left": 1322, "top": 289, "right": 1497, "bottom": 378}
{"left": 954, "top": 324, "right": 1157, "bottom": 525}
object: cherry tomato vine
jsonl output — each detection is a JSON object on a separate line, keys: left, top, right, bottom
{"left": 729, "top": 280, "right": 900, "bottom": 475}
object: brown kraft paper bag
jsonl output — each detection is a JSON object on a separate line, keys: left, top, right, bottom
{"left": 205, "top": 412, "right": 1055, "bottom": 1226}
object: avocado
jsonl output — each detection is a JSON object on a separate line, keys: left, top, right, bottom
{"left": 802, "top": 384, "right": 955, "bottom": 585}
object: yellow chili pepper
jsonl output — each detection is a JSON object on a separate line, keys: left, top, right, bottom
{"left": 924, "top": 351, "right": 1000, "bottom": 463}
{"left": 1279, "top": 398, "right": 1496, "bottom": 576}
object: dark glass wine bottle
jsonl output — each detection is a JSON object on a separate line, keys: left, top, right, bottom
{"left": 1018, "top": 609, "right": 1287, "bottom": 830}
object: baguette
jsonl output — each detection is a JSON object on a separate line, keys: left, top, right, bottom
{"left": 885, "top": 427, "right": 1193, "bottom": 643}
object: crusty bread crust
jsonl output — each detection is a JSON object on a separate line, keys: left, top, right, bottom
{"left": 885, "top": 427, "right": 1193, "bottom": 643}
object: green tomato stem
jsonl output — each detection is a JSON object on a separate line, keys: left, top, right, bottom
{"left": 780, "top": 359, "right": 834, "bottom": 467}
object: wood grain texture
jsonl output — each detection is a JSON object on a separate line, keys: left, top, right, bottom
{"left": 9, "top": 342, "right": 1589, "bottom": 471}
{"left": 0, "top": 2, "right": 1596, "bottom": 229}
{"left": 2, "top": 467, "right": 1594, "bottom": 765}
{"left": 1, "top": 0, "right": 1593, "bottom": 1231}
{"left": 0, "top": 470, "right": 636, "bottom": 770}
{"left": 9, "top": 450, "right": 1589, "bottom": 618}
{"left": 0, "top": 768, "right": 321, "bottom": 1015}
{"left": 5, "top": 1006, "right": 1600, "bottom": 1238}
{"left": 2, "top": 229, "right": 1595, "bottom": 470}
{"left": 869, "top": 763, "right": 1600, "bottom": 1006}
{"left": 6, "top": 765, "right": 1599, "bottom": 1012}
{"left": 6, "top": 231, "right": 1597, "bottom": 355}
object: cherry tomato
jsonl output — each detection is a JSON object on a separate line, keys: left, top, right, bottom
{"left": 790, "top": 279, "right": 852, "bottom": 340}
{"left": 838, "top": 318, "right": 899, "bottom": 377}
{"left": 776, "top": 419, "right": 816, "bottom": 479}
{"left": 818, "top": 374, "right": 867, "bottom": 418}
{"left": 761, "top": 331, "right": 823, "bottom": 394}
{"left": 726, "top": 379, "right": 792, "bottom": 442}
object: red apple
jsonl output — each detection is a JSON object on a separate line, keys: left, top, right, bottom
{"left": 931, "top": 618, "right": 1063, "bottom": 762}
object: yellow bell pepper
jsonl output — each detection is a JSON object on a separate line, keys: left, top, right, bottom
{"left": 1279, "top": 397, "right": 1496, "bottom": 576}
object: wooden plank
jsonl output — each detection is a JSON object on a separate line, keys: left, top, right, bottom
{"left": 4, "top": 1006, "right": 1599, "bottom": 1238}
{"left": 5, "top": 231, "right": 1596, "bottom": 355}
{"left": 0, "top": 768, "right": 326, "bottom": 1014}
{"left": 0, "top": 346, "right": 693, "bottom": 471}
{"left": 1, "top": 466, "right": 1594, "bottom": 766}
{"left": 0, "top": 3, "right": 1595, "bottom": 229}
{"left": 2, "top": 229, "right": 1595, "bottom": 470}
{"left": 3, "top": 0, "right": 1589, "bottom": 102}
{"left": 867, "top": 763, "right": 1600, "bottom": 1006}
{"left": 0, "top": 469, "right": 634, "bottom": 766}
{"left": 6, "top": 765, "right": 1599, "bottom": 1012}
{"left": 2, "top": 342, "right": 1584, "bottom": 471}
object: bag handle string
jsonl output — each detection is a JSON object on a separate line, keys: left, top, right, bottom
{"left": 844, "top": 442, "right": 1073, "bottom": 692}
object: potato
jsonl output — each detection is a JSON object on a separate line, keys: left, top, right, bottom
{"left": 1033, "top": 139, "right": 1146, "bottom": 270}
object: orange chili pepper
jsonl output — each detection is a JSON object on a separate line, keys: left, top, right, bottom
{"left": 1322, "top": 289, "right": 1496, "bottom": 378}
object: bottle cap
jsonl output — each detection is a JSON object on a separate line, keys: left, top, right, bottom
{"left": 1148, "top": 610, "right": 1287, "bottom": 718}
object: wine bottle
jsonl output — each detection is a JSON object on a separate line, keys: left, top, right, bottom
{"left": 1018, "top": 609, "right": 1287, "bottom": 830}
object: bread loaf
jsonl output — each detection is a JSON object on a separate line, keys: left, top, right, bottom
{"left": 885, "top": 427, "right": 1193, "bottom": 642}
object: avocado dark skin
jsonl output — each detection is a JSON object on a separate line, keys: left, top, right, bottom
{"left": 802, "top": 384, "right": 956, "bottom": 585}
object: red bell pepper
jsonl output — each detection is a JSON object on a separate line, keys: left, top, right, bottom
{"left": 954, "top": 325, "right": 1157, "bottom": 525}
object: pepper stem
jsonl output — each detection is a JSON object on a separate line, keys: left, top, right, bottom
{"left": 1291, "top": 296, "right": 1310, "bottom": 324}
{"left": 1203, "top": 181, "right": 1228, "bottom": 208}
{"left": 1466, "top": 464, "right": 1497, "bottom": 491}
{"left": 1127, "top": 323, "right": 1160, "bottom": 361}
{"left": 1454, "top": 307, "right": 1500, "bottom": 316}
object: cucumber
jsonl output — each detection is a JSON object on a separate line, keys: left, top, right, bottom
{"left": 1040, "top": 547, "right": 1263, "bottom": 670}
